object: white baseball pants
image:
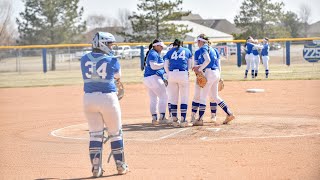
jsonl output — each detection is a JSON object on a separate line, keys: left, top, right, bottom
{"left": 143, "top": 75, "right": 168, "bottom": 115}
{"left": 83, "top": 92, "right": 122, "bottom": 141}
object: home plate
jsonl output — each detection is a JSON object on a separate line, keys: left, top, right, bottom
{"left": 246, "top": 88, "right": 265, "bottom": 93}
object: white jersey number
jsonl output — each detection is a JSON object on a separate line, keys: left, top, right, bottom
{"left": 84, "top": 61, "right": 108, "bottom": 79}
{"left": 171, "top": 50, "right": 186, "bottom": 60}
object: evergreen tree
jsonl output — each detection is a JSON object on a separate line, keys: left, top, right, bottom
{"left": 234, "top": 0, "right": 286, "bottom": 39}
{"left": 124, "top": 0, "right": 192, "bottom": 42}
{"left": 16, "top": 0, "right": 86, "bottom": 45}
{"left": 16, "top": 0, "right": 86, "bottom": 70}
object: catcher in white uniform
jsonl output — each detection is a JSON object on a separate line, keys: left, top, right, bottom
{"left": 164, "top": 39, "right": 193, "bottom": 128}
{"left": 192, "top": 34, "right": 235, "bottom": 126}
{"left": 80, "top": 32, "right": 128, "bottom": 177}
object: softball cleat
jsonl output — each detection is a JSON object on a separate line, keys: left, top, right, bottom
{"left": 210, "top": 116, "right": 219, "bottom": 126}
{"left": 223, "top": 114, "right": 235, "bottom": 124}
{"left": 193, "top": 119, "right": 203, "bottom": 126}
{"left": 152, "top": 120, "right": 159, "bottom": 125}
{"left": 180, "top": 121, "right": 193, "bottom": 128}
{"left": 116, "top": 161, "right": 129, "bottom": 175}
{"left": 92, "top": 166, "right": 104, "bottom": 178}
{"left": 159, "top": 118, "right": 172, "bottom": 125}
{"left": 172, "top": 120, "right": 181, "bottom": 128}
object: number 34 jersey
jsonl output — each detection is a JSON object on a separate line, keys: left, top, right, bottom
{"left": 80, "top": 52, "right": 120, "bottom": 93}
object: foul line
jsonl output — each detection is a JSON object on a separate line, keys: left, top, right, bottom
{"left": 200, "top": 132, "right": 320, "bottom": 141}
{"left": 51, "top": 124, "right": 190, "bottom": 142}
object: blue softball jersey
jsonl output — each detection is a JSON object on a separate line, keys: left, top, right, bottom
{"left": 165, "top": 47, "right": 192, "bottom": 71}
{"left": 252, "top": 47, "right": 259, "bottom": 56}
{"left": 196, "top": 44, "right": 219, "bottom": 70}
{"left": 144, "top": 49, "right": 164, "bottom": 77}
{"left": 81, "top": 52, "right": 120, "bottom": 93}
{"left": 245, "top": 43, "right": 254, "bottom": 54}
{"left": 261, "top": 44, "right": 269, "bottom": 56}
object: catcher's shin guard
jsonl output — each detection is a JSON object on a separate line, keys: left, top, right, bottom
{"left": 107, "top": 130, "right": 128, "bottom": 175}
{"left": 89, "top": 131, "right": 105, "bottom": 177}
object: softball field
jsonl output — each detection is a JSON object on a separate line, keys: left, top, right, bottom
{"left": 0, "top": 79, "right": 319, "bottom": 179}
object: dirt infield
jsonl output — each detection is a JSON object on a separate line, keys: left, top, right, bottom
{"left": 0, "top": 80, "right": 319, "bottom": 180}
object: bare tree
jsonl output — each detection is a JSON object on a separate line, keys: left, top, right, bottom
{"left": 299, "top": 3, "right": 311, "bottom": 37}
{"left": 87, "top": 14, "right": 106, "bottom": 29}
{"left": 117, "top": 8, "right": 132, "bottom": 29}
{"left": 0, "top": 0, "right": 16, "bottom": 45}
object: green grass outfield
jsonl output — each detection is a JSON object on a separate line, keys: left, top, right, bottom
{"left": 0, "top": 59, "right": 319, "bottom": 88}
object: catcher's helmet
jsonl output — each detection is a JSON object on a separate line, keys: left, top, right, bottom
{"left": 92, "top": 32, "right": 116, "bottom": 54}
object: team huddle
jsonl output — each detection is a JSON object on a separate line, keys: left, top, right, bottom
{"left": 143, "top": 34, "right": 235, "bottom": 128}
{"left": 79, "top": 31, "right": 270, "bottom": 177}
{"left": 244, "top": 36, "right": 270, "bottom": 79}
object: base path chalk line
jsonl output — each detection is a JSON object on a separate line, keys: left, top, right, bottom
{"left": 200, "top": 132, "right": 320, "bottom": 141}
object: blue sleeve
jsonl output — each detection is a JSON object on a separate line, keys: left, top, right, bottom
{"left": 148, "top": 51, "right": 158, "bottom": 63}
{"left": 80, "top": 56, "right": 88, "bottom": 79}
{"left": 163, "top": 53, "right": 167, "bottom": 60}
{"left": 111, "top": 57, "right": 120, "bottom": 73}
{"left": 214, "top": 48, "right": 220, "bottom": 59}
{"left": 156, "top": 69, "right": 165, "bottom": 79}
{"left": 194, "top": 50, "right": 199, "bottom": 65}
{"left": 186, "top": 49, "right": 192, "bottom": 59}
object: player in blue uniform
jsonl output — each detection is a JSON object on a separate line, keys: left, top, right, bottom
{"left": 244, "top": 36, "right": 254, "bottom": 78}
{"left": 208, "top": 47, "right": 221, "bottom": 125}
{"left": 261, "top": 37, "right": 270, "bottom": 78}
{"left": 252, "top": 39, "right": 261, "bottom": 78}
{"left": 164, "top": 39, "right": 193, "bottom": 128}
{"left": 80, "top": 32, "right": 128, "bottom": 177}
{"left": 143, "top": 39, "right": 171, "bottom": 125}
{"left": 192, "top": 34, "right": 235, "bottom": 125}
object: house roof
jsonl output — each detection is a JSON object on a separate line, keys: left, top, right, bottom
{"left": 189, "top": 19, "right": 242, "bottom": 34}
{"left": 85, "top": 27, "right": 126, "bottom": 42}
{"left": 169, "top": 20, "right": 233, "bottom": 41}
{"left": 181, "top": 13, "right": 203, "bottom": 20}
{"left": 307, "top": 21, "right": 320, "bottom": 37}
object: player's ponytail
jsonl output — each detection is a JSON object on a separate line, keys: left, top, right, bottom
{"left": 173, "top": 39, "right": 183, "bottom": 52}
{"left": 143, "top": 39, "right": 162, "bottom": 70}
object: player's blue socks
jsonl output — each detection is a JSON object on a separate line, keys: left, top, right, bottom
{"left": 192, "top": 101, "right": 199, "bottom": 114}
{"left": 245, "top": 70, "right": 248, "bottom": 78}
{"left": 251, "top": 70, "right": 254, "bottom": 78}
{"left": 218, "top": 101, "right": 232, "bottom": 116}
{"left": 159, "top": 113, "right": 166, "bottom": 120}
{"left": 210, "top": 102, "right": 217, "bottom": 116}
{"left": 199, "top": 104, "right": 206, "bottom": 119}
{"left": 152, "top": 114, "right": 157, "bottom": 120}
{"left": 170, "top": 104, "right": 178, "bottom": 118}
{"left": 180, "top": 104, "right": 187, "bottom": 121}
{"left": 111, "top": 139, "right": 124, "bottom": 163}
{"left": 168, "top": 103, "right": 171, "bottom": 117}
{"left": 255, "top": 70, "right": 258, "bottom": 77}
{"left": 266, "top": 69, "right": 269, "bottom": 78}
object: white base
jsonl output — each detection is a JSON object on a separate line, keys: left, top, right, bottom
{"left": 246, "top": 88, "right": 265, "bottom": 93}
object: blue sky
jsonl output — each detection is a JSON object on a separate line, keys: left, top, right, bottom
{"left": 11, "top": 0, "right": 320, "bottom": 24}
